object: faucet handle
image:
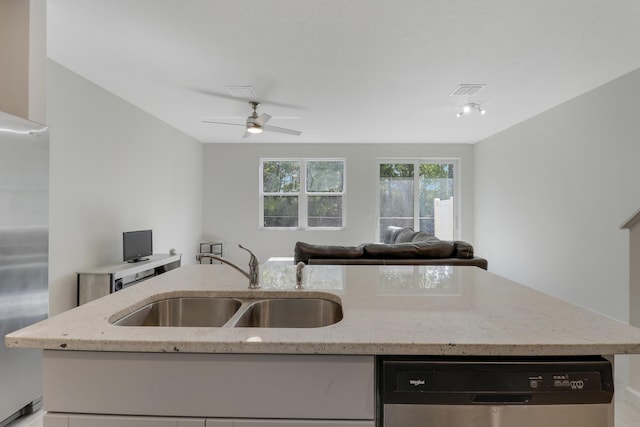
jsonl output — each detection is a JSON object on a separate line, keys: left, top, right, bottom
{"left": 238, "top": 244, "right": 259, "bottom": 267}
{"left": 238, "top": 244, "right": 260, "bottom": 289}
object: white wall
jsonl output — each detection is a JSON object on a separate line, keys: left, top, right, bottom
{"left": 203, "top": 143, "right": 474, "bottom": 266}
{"left": 48, "top": 61, "right": 203, "bottom": 314}
{"left": 474, "top": 67, "right": 640, "bottom": 321}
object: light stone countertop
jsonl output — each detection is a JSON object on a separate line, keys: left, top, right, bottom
{"left": 6, "top": 262, "right": 640, "bottom": 355}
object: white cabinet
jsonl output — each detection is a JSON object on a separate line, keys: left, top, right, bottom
{"left": 43, "top": 352, "right": 375, "bottom": 425}
{"left": 205, "top": 421, "right": 374, "bottom": 427}
{"left": 45, "top": 414, "right": 204, "bottom": 426}
{"left": 45, "top": 414, "right": 374, "bottom": 427}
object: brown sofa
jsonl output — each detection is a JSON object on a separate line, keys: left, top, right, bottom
{"left": 294, "top": 226, "right": 488, "bottom": 269}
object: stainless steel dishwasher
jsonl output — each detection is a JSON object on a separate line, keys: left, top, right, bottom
{"left": 378, "top": 356, "right": 614, "bottom": 427}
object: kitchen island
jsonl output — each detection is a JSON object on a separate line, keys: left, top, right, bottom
{"left": 7, "top": 263, "right": 640, "bottom": 426}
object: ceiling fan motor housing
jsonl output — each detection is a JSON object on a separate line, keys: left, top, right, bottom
{"left": 246, "top": 117, "right": 262, "bottom": 133}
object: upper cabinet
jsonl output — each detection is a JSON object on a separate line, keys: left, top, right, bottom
{"left": 0, "top": 0, "right": 46, "bottom": 122}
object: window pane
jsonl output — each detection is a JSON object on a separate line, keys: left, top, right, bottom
{"left": 379, "top": 163, "right": 414, "bottom": 239}
{"left": 308, "top": 196, "right": 342, "bottom": 227}
{"left": 263, "top": 196, "right": 298, "bottom": 227}
{"left": 307, "top": 161, "right": 344, "bottom": 192}
{"left": 262, "top": 161, "right": 300, "bottom": 193}
{"left": 419, "top": 163, "right": 454, "bottom": 237}
{"left": 419, "top": 218, "right": 435, "bottom": 235}
{"left": 379, "top": 163, "right": 414, "bottom": 217}
{"left": 418, "top": 163, "right": 454, "bottom": 217}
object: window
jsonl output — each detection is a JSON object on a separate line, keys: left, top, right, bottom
{"left": 260, "top": 159, "right": 345, "bottom": 229}
{"left": 378, "top": 159, "right": 458, "bottom": 241}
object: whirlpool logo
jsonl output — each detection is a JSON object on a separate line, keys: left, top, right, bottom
{"left": 570, "top": 380, "right": 584, "bottom": 390}
{"left": 409, "top": 379, "right": 426, "bottom": 386}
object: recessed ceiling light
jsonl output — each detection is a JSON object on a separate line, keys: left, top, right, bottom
{"left": 225, "top": 86, "right": 256, "bottom": 98}
{"left": 451, "top": 84, "right": 486, "bottom": 96}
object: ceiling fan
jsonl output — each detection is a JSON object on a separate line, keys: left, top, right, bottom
{"left": 202, "top": 101, "right": 302, "bottom": 138}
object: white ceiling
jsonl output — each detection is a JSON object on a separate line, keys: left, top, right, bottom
{"left": 47, "top": 0, "right": 640, "bottom": 144}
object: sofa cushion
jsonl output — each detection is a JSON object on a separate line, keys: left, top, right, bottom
{"left": 410, "top": 231, "right": 440, "bottom": 243}
{"left": 294, "top": 241, "right": 364, "bottom": 264}
{"left": 383, "top": 226, "right": 405, "bottom": 244}
{"left": 363, "top": 240, "right": 456, "bottom": 259}
{"left": 394, "top": 228, "right": 417, "bottom": 243}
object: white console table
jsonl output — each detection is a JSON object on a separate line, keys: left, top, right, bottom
{"left": 77, "top": 254, "right": 181, "bottom": 305}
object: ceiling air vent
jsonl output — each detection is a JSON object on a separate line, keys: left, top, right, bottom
{"left": 451, "top": 84, "right": 486, "bottom": 96}
{"left": 225, "top": 86, "right": 257, "bottom": 98}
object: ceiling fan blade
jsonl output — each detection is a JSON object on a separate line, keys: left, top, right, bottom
{"left": 242, "top": 130, "right": 251, "bottom": 139}
{"left": 254, "top": 113, "right": 272, "bottom": 127}
{"left": 201, "top": 120, "right": 246, "bottom": 127}
{"left": 193, "top": 88, "right": 306, "bottom": 110}
{"left": 202, "top": 116, "right": 243, "bottom": 121}
{"left": 262, "top": 124, "right": 302, "bottom": 136}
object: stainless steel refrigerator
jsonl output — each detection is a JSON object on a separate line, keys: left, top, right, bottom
{"left": 0, "top": 111, "right": 49, "bottom": 425}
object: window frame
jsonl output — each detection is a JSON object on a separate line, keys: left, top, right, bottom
{"left": 376, "top": 158, "right": 460, "bottom": 241}
{"left": 259, "top": 158, "right": 346, "bottom": 231}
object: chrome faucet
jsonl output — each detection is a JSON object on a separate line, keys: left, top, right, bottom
{"left": 197, "top": 244, "right": 261, "bottom": 289}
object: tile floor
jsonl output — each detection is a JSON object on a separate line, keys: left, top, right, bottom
{"left": 6, "top": 411, "right": 43, "bottom": 427}
{"left": 618, "top": 400, "right": 640, "bottom": 427}
{"left": 615, "top": 358, "right": 640, "bottom": 427}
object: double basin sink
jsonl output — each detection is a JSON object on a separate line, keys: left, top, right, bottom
{"left": 112, "top": 294, "right": 343, "bottom": 328}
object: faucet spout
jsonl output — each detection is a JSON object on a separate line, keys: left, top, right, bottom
{"left": 197, "top": 244, "right": 261, "bottom": 289}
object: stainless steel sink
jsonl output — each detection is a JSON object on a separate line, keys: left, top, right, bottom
{"left": 112, "top": 295, "right": 343, "bottom": 328}
{"left": 232, "top": 298, "right": 343, "bottom": 328}
{"left": 113, "top": 297, "right": 242, "bottom": 327}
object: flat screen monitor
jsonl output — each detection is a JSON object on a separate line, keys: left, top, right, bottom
{"left": 123, "top": 229, "right": 152, "bottom": 262}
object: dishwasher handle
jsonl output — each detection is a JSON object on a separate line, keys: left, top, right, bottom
{"left": 472, "top": 394, "right": 532, "bottom": 404}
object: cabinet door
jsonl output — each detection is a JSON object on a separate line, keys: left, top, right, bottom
{"left": 206, "top": 420, "right": 374, "bottom": 427}
{"left": 47, "top": 414, "right": 205, "bottom": 427}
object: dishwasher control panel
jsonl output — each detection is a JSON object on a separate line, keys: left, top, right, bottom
{"left": 379, "top": 356, "right": 614, "bottom": 405}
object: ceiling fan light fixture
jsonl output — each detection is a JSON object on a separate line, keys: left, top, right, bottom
{"left": 247, "top": 124, "right": 263, "bottom": 134}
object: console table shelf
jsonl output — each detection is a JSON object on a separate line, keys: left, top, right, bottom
{"left": 77, "top": 254, "right": 181, "bottom": 305}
